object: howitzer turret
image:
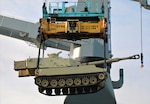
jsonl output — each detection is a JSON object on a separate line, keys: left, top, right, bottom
{"left": 14, "top": 54, "right": 139, "bottom": 96}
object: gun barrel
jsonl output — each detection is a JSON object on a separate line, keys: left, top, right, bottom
{"left": 82, "top": 54, "right": 140, "bottom": 65}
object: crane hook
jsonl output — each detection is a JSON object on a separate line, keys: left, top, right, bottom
{"left": 141, "top": 53, "right": 144, "bottom": 68}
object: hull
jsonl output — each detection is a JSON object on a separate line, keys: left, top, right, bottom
{"left": 35, "top": 65, "right": 107, "bottom": 96}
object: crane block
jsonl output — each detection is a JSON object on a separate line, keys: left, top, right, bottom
{"left": 39, "top": 18, "right": 107, "bottom": 40}
{"left": 38, "top": 1, "right": 107, "bottom": 41}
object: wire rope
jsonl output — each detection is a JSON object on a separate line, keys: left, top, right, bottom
{"left": 140, "top": 2, "right": 144, "bottom": 68}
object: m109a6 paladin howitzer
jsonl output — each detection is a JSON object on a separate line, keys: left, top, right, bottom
{"left": 14, "top": 54, "right": 139, "bottom": 96}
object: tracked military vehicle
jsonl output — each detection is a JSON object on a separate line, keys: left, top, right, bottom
{"left": 14, "top": 53, "right": 139, "bottom": 96}
{"left": 14, "top": 53, "right": 107, "bottom": 95}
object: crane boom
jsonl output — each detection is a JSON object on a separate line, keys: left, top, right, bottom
{"left": 131, "top": 0, "right": 150, "bottom": 9}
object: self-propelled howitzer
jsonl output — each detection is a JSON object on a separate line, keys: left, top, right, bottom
{"left": 14, "top": 54, "right": 139, "bottom": 96}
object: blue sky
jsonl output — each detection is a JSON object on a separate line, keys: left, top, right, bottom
{"left": 0, "top": 0, "right": 150, "bottom": 104}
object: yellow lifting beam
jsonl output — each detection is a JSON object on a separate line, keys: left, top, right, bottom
{"left": 39, "top": 18, "right": 107, "bottom": 40}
